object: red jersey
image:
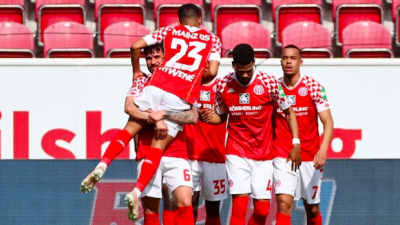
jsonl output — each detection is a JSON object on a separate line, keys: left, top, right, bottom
{"left": 274, "top": 75, "right": 330, "bottom": 161}
{"left": 185, "top": 79, "right": 226, "bottom": 163}
{"left": 129, "top": 74, "right": 187, "bottom": 160}
{"left": 143, "top": 25, "right": 221, "bottom": 104}
{"left": 215, "top": 70, "right": 290, "bottom": 161}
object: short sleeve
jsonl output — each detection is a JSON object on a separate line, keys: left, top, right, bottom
{"left": 311, "top": 85, "right": 330, "bottom": 112}
{"left": 143, "top": 27, "right": 173, "bottom": 46}
{"left": 265, "top": 76, "right": 290, "bottom": 110}
{"left": 209, "top": 34, "right": 221, "bottom": 62}
{"left": 126, "top": 76, "right": 150, "bottom": 97}
{"left": 214, "top": 79, "right": 228, "bottom": 115}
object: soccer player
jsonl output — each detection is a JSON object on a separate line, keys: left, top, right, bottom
{"left": 273, "top": 45, "right": 333, "bottom": 225}
{"left": 204, "top": 43, "right": 300, "bottom": 225}
{"left": 126, "top": 3, "right": 221, "bottom": 220}
{"left": 185, "top": 77, "right": 228, "bottom": 225}
{"left": 80, "top": 43, "right": 198, "bottom": 224}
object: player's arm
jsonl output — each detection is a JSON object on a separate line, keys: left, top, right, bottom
{"left": 130, "top": 38, "right": 149, "bottom": 81}
{"left": 124, "top": 95, "right": 150, "bottom": 120}
{"left": 147, "top": 106, "right": 199, "bottom": 125}
{"left": 199, "top": 108, "right": 227, "bottom": 124}
{"left": 282, "top": 106, "right": 301, "bottom": 171}
{"left": 202, "top": 60, "right": 220, "bottom": 84}
{"left": 314, "top": 109, "right": 334, "bottom": 169}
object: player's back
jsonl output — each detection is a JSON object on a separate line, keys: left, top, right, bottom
{"left": 148, "top": 25, "right": 221, "bottom": 104}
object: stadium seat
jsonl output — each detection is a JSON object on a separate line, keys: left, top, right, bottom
{"left": 393, "top": 0, "right": 400, "bottom": 46}
{"left": 103, "top": 21, "right": 150, "bottom": 58}
{"left": 221, "top": 21, "right": 273, "bottom": 58}
{"left": 211, "top": 0, "right": 262, "bottom": 38}
{"left": 95, "top": 0, "right": 145, "bottom": 46}
{"left": 0, "top": 0, "right": 25, "bottom": 24}
{"left": 36, "top": 0, "right": 86, "bottom": 46}
{"left": 154, "top": 0, "right": 205, "bottom": 29}
{"left": 43, "top": 21, "right": 94, "bottom": 58}
{"left": 333, "top": 0, "right": 383, "bottom": 46}
{"left": 272, "top": 0, "right": 323, "bottom": 46}
{"left": 0, "top": 22, "right": 34, "bottom": 58}
{"left": 342, "top": 21, "right": 393, "bottom": 58}
{"left": 282, "top": 21, "right": 333, "bottom": 58}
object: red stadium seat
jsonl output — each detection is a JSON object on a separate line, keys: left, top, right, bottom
{"left": 35, "top": 0, "right": 86, "bottom": 46}
{"left": 282, "top": 21, "right": 333, "bottom": 58}
{"left": 393, "top": 0, "right": 400, "bottom": 46}
{"left": 0, "top": 0, "right": 25, "bottom": 24}
{"left": 272, "top": 0, "right": 323, "bottom": 46}
{"left": 342, "top": 21, "right": 393, "bottom": 58}
{"left": 43, "top": 21, "right": 94, "bottom": 58}
{"left": 221, "top": 21, "right": 273, "bottom": 58}
{"left": 211, "top": 0, "right": 262, "bottom": 38}
{"left": 103, "top": 21, "right": 150, "bottom": 58}
{"left": 333, "top": 0, "right": 383, "bottom": 46}
{"left": 0, "top": 22, "right": 34, "bottom": 58}
{"left": 95, "top": 0, "right": 145, "bottom": 46}
{"left": 153, "top": 0, "right": 204, "bottom": 29}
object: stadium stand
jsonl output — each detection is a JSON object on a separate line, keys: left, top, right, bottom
{"left": 342, "top": 21, "right": 393, "bottom": 58}
{"left": 0, "top": 22, "right": 35, "bottom": 58}
{"left": 43, "top": 21, "right": 94, "bottom": 58}
{"left": 0, "top": 0, "right": 25, "bottom": 24}
{"left": 282, "top": 21, "right": 333, "bottom": 58}
{"left": 393, "top": 0, "right": 400, "bottom": 46}
{"left": 221, "top": 21, "right": 273, "bottom": 58}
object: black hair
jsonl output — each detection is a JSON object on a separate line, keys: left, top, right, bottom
{"left": 232, "top": 43, "right": 255, "bottom": 65}
{"left": 283, "top": 44, "right": 302, "bottom": 58}
{"left": 143, "top": 43, "right": 164, "bottom": 55}
{"left": 178, "top": 4, "right": 200, "bottom": 22}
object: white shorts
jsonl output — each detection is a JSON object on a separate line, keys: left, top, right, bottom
{"left": 137, "top": 156, "right": 193, "bottom": 199}
{"left": 134, "top": 86, "right": 191, "bottom": 137}
{"left": 226, "top": 154, "right": 273, "bottom": 200}
{"left": 273, "top": 157, "right": 300, "bottom": 197}
{"left": 189, "top": 160, "right": 228, "bottom": 201}
{"left": 296, "top": 161, "right": 323, "bottom": 204}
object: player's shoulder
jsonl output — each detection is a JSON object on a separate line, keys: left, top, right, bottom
{"left": 256, "top": 70, "right": 280, "bottom": 86}
{"left": 216, "top": 72, "right": 234, "bottom": 90}
{"left": 301, "top": 75, "right": 324, "bottom": 90}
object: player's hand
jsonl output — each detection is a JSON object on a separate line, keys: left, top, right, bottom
{"left": 199, "top": 108, "right": 214, "bottom": 122}
{"left": 287, "top": 144, "right": 301, "bottom": 171}
{"left": 155, "top": 120, "right": 168, "bottom": 140}
{"left": 133, "top": 71, "right": 145, "bottom": 80}
{"left": 147, "top": 110, "right": 166, "bottom": 124}
{"left": 314, "top": 149, "right": 327, "bottom": 169}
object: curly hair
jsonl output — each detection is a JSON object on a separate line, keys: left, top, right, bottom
{"left": 232, "top": 43, "right": 255, "bottom": 65}
{"left": 143, "top": 43, "right": 164, "bottom": 55}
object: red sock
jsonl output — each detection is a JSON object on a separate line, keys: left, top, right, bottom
{"left": 230, "top": 196, "right": 249, "bottom": 225}
{"left": 307, "top": 212, "right": 322, "bottom": 225}
{"left": 144, "top": 213, "right": 160, "bottom": 225}
{"left": 206, "top": 215, "right": 221, "bottom": 225}
{"left": 176, "top": 206, "right": 194, "bottom": 225}
{"left": 276, "top": 212, "right": 291, "bottom": 225}
{"left": 248, "top": 201, "right": 270, "bottom": 225}
{"left": 136, "top": 147, "right": 163, "bottom": 192}
{"left": 162, "top": 210, "right": 176, "bottom": 225}
{"left": 100, "top": 129, "right": 132, "bottom": 166}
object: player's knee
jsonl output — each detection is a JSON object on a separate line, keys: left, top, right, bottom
{"left": 305, "top": 204, "right": 320, "bottom": 218}
{"left": 176, "top": 197, "right": 192, "bottom": 207}
{"left": 277, "top": 199, "right": 292, "bottom": 214}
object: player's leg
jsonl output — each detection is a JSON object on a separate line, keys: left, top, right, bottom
{"left": 273, "top": 157, "right": 300, "bottom": 225}
{"left": 162, "top": 182, "right": 177, "bottom": 225}
{"left": 189, "top": 159, "right": 202, "bottom": 223}
{"left": 192, "top": 191, "right": 201, "bottom": 223}
{"left": 299, "top": 162, "right": 323, "bottom": 225}
{"left": 201, "top": 161, "right": 227, "bottom": 225}
{"left": 226, "top": 154, "right": 252, "bottom": 225}
{"left": 162, "top": 157, "right": 194, "bottom": 225}
{"left": 248, "top": 159, "right": 274, "bottom": 225}
{"left": 142, "top": 196, "right": 161, "bottom": 225}
{"left": 80, "top": 116, "right": 146, "bottom": 193}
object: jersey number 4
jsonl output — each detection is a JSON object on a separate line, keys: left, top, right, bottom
{"left": 166, "top": 38, "right": 206, "bottom": 72}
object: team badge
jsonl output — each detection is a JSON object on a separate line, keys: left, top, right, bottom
{"left": 212, "top": 85, "right": 217, "bottom": 92}
{"left": 253, "top": 85, "right": 264, "bottom": 95}
{"left": 287, "top": 95, "right": 296, "bottom": 105}
{"left": 200, "top": 91, "right": 210, "bottom": 101}
{"left": 298, "top": 87, "right": 308, "bottom": 96}
{"left": 239, "top": 93, "right": 250, "bottom": 104}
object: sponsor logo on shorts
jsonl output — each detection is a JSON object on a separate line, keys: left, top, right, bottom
{"left": 228, "top": 179, "right": 233, "bottom": 187}
{"left": 274, "top": 180, "right": 281, "bottom": 188}
{"left": 298, "top": 87, "right": 308, "bottom": 96}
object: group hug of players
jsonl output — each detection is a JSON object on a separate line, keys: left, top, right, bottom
{"left": 80, "top": 3, "right": 334, "bottom": 225}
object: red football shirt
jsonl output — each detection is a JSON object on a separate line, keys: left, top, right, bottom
{"left": 185, "top": 78, "right": 226, "bottom": 163}
{"left": 215, "top": 70, "right": 290, "bottom": 160}
{"left": 129, "top": 74, "right": 187, "bottom": 160}
{"left": 143, "top": 25, "right": 222, "bottom": 104}
{"left": 274, "top": 75, "right": 330, "bottom": 161}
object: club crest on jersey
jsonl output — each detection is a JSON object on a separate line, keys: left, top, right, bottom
{"left": 298, "top": 87, "right": 308, "bottom": 96}
{"left": 253, "top": 85, "right": 264, "bottom": 95}
{"left": 200, "top": 91, "right": 211, "bottom": 101}
{"left": 287, "top": 95, "right": 296, "bottom": 105}
{"left": 212, "top": 85, "right": 217, "bottom": 92}
{"left": 239, "top": 93, "right": 250, "bottom": 104}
